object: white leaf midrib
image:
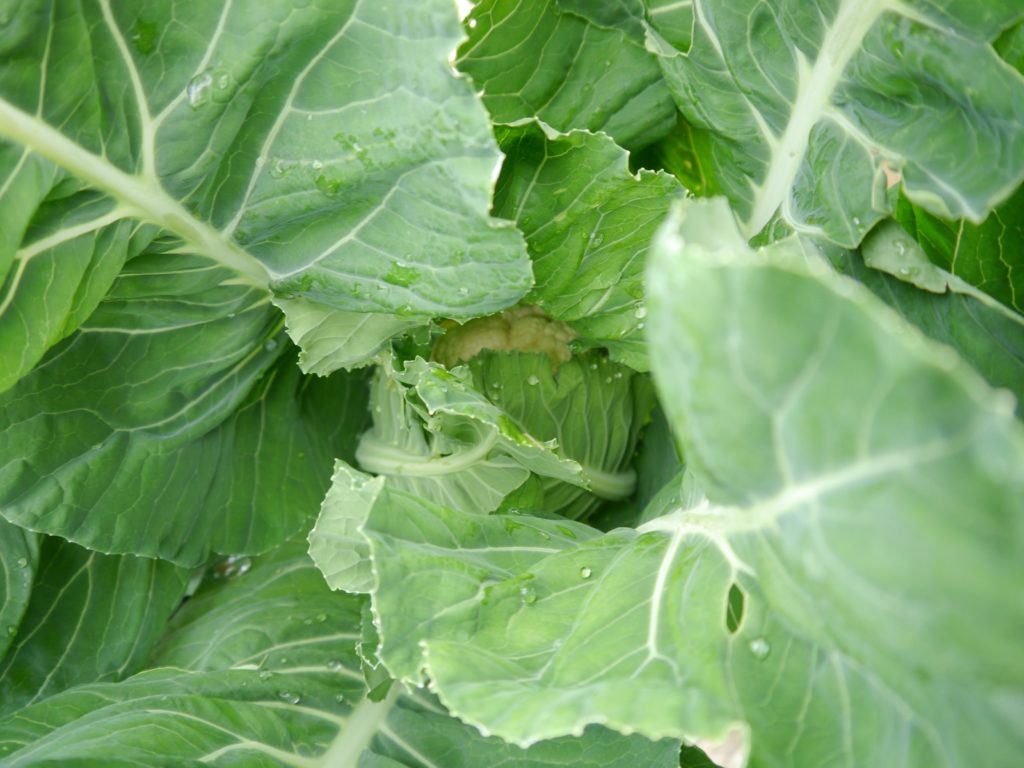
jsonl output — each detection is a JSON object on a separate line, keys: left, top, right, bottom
{"left": 0, "top": 97, "right": 269, "bottom": 286}
{"left": 742, "top": 0, "right": 890, "bottom": 237}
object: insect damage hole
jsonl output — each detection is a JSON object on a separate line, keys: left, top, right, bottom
{"left": 725, "top": 583, "right": 745, "bottom": 634}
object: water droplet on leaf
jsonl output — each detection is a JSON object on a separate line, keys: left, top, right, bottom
{"left": 519, "top": 584, "right": 537, "bottom": 605}
{"left": 748, "top": 637, "right": 771, "bottom": 659}
{"left": 526, "top": 374, "right": 540, "bottom": 386}
{"left": 579, "top": 567, "right": 592, "bottom": 579}
{"left": 278, "top": 691, "right": 301, "bottom": 704}
{"left": 187, "top": 71, "right": 214, "bottom": 108}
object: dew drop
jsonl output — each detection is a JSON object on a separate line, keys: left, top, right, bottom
{"left": 270, "top": 158, "right": 292, "bottom": 179}
{"left": 278, "top": 691, "right": 301, "bottom": 704}
{"left": 212, "top": 555, "right": 252, "bottom": 579}
{"left": 526, "top": 374, "right": 540, "bottom": 386}
{"left": 634, "top": 306, "right": 647, "bottom": 319}
{"left": 327, "top": 660, "right": 343, "bottom": 671}
{"left": 748, "top": 637, "right": 771, "bottom": 659}
{"left": 186, "top": 71, "right": 214, "bottom": 108}
{"left": 335, "top": 693, "right": 346, "bottom": 703}
{"left": 316, "top": 613, "right": 327, "bottom": 622}
{"left": 519, "top": 584, "right": 537, "bottom": 605}
{"left": 16, "top": 557, "right": 27, "bottom": 568}
{"left": 264, "top": 339, "right": 278, "bottom": 351}
{"left": 258, "top": 670, "right": 273, "bottom": 681}
{"left": 579, "top": 566, "right": 592, "bottom": 579}
{"left": 5, "top": 626, "right": 15, "bottom": 636}
{"left": 311, "top": 159, "right": 323, "bottom": 170}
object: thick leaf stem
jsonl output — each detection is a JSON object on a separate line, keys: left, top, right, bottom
{"left": 743, "top": 0, "right": 887, "bottom": 238}
{"left": 317, "top": 685, "right": 400, "bottom": 766}
{"left": 0, "top": 97, "right": 269, "bottom": 285}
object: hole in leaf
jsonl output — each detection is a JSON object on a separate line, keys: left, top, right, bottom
{"left": 725, "top": 583, "right": 745, "bottom": 634}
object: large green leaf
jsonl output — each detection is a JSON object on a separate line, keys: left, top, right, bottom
{"left": 0, "top": 288, "right": 370, "bottom": 563}
{"left": 492, "top": 123, "right": 684, "bottom": 369}
{"left": 894, "top": 186, "right": 1024, "bottom": 314}
{"left": 0, "top": 536, "right": 189, "bottom": 715}
{"left": 822, "top": 227, "right": 1024, "bottom": 410}
{"left": 0, "top": 521, "right": 36, "bottom": 660}
{"left": 361, "top": 199, "right": 1024, "bottom": 766}
{"left": 364, "top": 493, "right": 601, "bottom": 687}
{"left": 646, "top": 0, "right": 1024, "bottom": 246}
{"left": 0, "top": 0, "right": 531, "bottom": 390}
{"left": 0, "top": 539, "right": 680, "bottom": 767}
{"left": 641, "top": 198, "right": 1024, "bottom": 763}
{"left": 457, "top": 0, "right": 676, "bottom": 149}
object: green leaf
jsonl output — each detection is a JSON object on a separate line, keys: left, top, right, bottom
{"left": 354, "top": 355, "right": 588, "bottom": 515}
{"left": 378, "top": 199, "right": 1024, "bottom": 764}
{"left": 307, "top": 461, "right": 384, "bottom": 594}
{"left": 369, "top": 502, "right": 739, "bottom": 748}
{"left": 0, "top": 0, "right": 531, "bottom": 389}
{"left": 762, "top": 230, "right": 1024, "bottom": 415}
{"left": 363, "top": 492, "right": 603, "bottom": 686}
{"left": 273, "top": 297, "right": 418, "bottom": 376}
{"left": 0, "top": 286, "right": 370, "bottom": 563}
{"left": 647, "top": 0, "right": 1024, "bottom": 245}
{"left": 996, "top": 18, "right": 1024, "bottom": 72}
{"left": 0, "top": 177, "right": 134, "bottom": 393}
{"left": 0, "top": 539, "right": 679, "bottom": 767}
{"left": 0, "top": 537, "right": 189, "bottom": 715}
{"left": 642, "top": 197, "right": 1024, "bottom": 764}
{"left": 590, "top": 405, "right": 685, "bottom": 531}
{"left": 457, "top": 0, "right": 676, "bottom": 149}
{"left": 894, "top": 186, "right": 1024, "bottom": 313}
{"left": 0, "top": 521, "right": 36, "bottom": 659}
{"left": 492, "top": 123, "right": 684, "bottom": 369}
{"left": 465, "top": 350, "right": 655, "bottom": 518}
{"left": 820, "top": 226, "right": 1024, "bottom": 410}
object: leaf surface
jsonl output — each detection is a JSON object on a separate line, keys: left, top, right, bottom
{"left": 364, "top": 199, "right": 1024, "bottom": 767}
{"left": 0, "top": 0, "right": 531, "bottom": 385}
{"left": 0, "top": 537, "right": 189, "bottom": 715}
{"left": 457, "top": 0, "right": 675, "bottom": 149}
{"left": 493, "top": 123, "right": 683, "bottom": 368}
{"left": 646, "top": 0, "right": 1024, "bottom": 244}
{"left": 0, "top": 540, "right": 679, "bottom": 767}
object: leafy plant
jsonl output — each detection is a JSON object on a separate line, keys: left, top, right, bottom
{"left": 1, "top": 1, "right": 1021, "bottom": 766}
